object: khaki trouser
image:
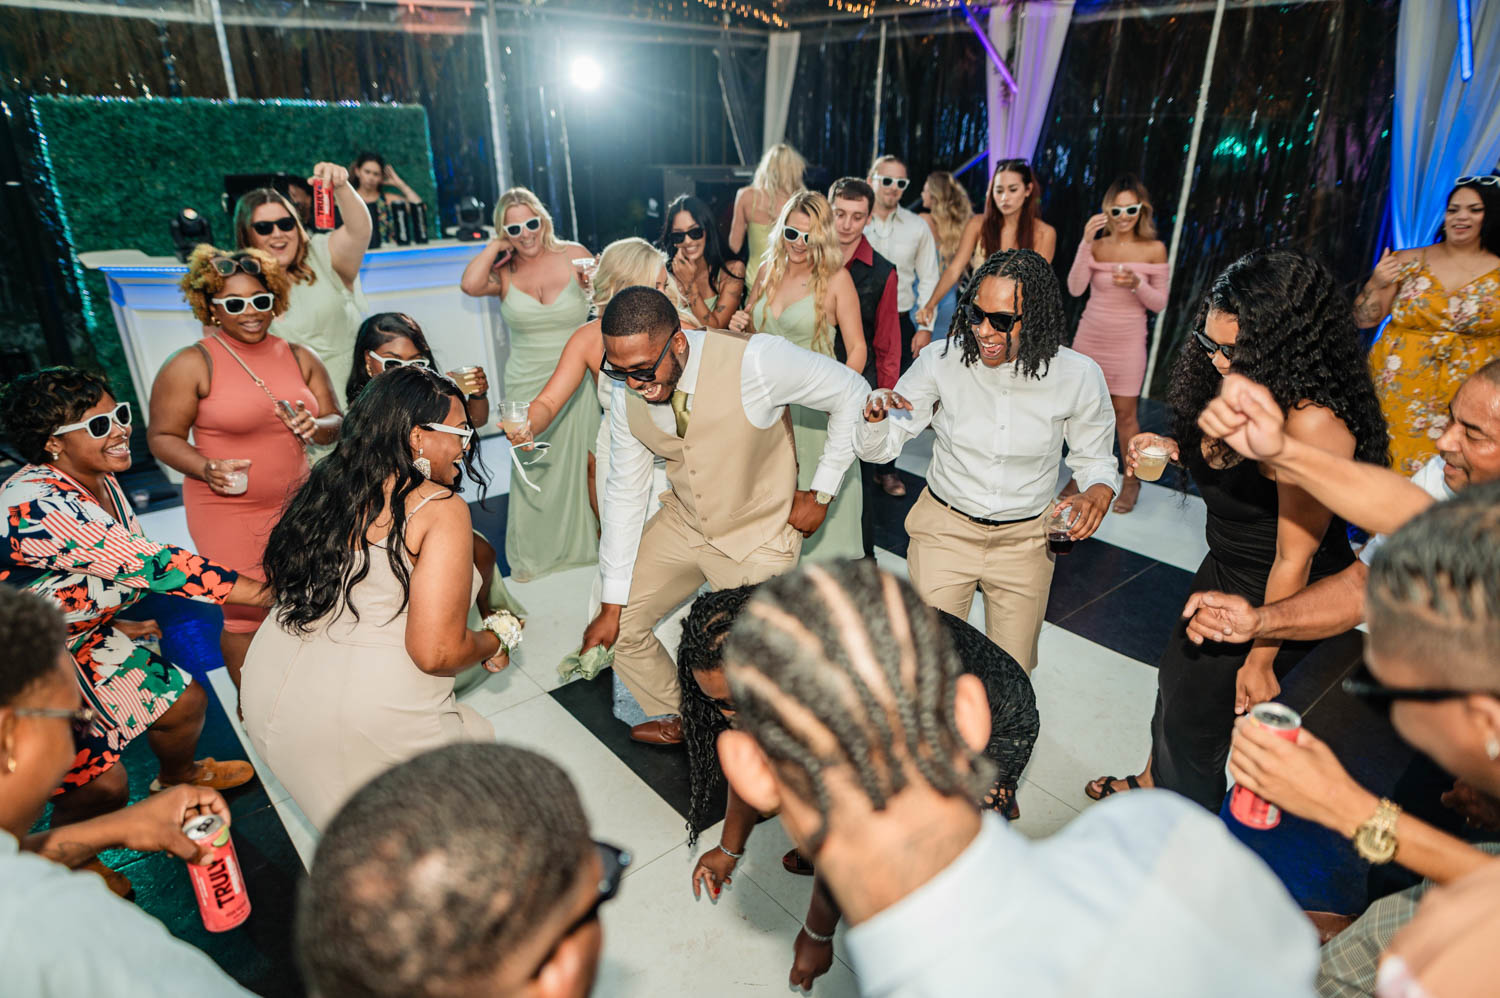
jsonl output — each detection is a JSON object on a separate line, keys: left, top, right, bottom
{"left": 614, "top": 500, "right": 802, "bottom": 717}
{"left": 904, "top": 488, "right": 1055, "bottom": 673}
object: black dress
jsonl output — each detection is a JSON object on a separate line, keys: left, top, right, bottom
{"left": 1149, "top": 445, "right": 1354, "bottom": 810}
{"left": 939, "top": 611, "right": 1039, "bottom": 793}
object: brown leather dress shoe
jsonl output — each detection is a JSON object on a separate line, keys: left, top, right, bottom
{"left": 630, "top": 716, "right": 684, "bottom": 745}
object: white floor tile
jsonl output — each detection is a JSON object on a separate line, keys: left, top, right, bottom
{"left": 457, "top": 661, "right": 546, "bottom": 718}
{"left": 596, "top": 839, "right": 859, "bottom": 998}
{"left": 1089, "top": 480, "right": 1209, "bottom": 573}
{"left": 502, "top": 566, "right": 601, "bottom": 691}
{"left": 486, "top": 695, "right": 688, "bottom": 873}
{"left": 1012, "top": 778, "right": 1083, "bottom": 840}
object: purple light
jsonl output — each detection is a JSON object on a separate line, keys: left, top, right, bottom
{"left": 959, "top": 0, "right": 1019, "bottom": 96}
{"left": 1458, "top": 0, "right": 1474, "bottom": 81}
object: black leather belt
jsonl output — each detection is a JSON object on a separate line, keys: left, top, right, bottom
{"left": 929, "top": 489, "right": 1036, "bottom": 527}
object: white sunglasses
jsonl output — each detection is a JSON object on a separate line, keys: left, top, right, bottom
{"left": 421, "top": 422, "right": 475, "bottom": 449}
{"left": 783, "top": 226, "right": 812, "bottom": 245}
{"left": 502, "top": 217, "right": 542, "bottom": 237}
{"left": 874, "top": 176, "right": 910, "bottom": 190}
{"left": 211, "top": 293, "right": 274, "bottom": 314}
{"left": 369, "top": 351, "right": 432, "bottom": 372}
{"left": 1456, "top": 175, "right": 1499, "bottom": 186}
{"left": 55, "top": 402, "right": 132, "bottom": 439}
{"left": 1109, "top": 204, "right": 1143, "bottom": 217}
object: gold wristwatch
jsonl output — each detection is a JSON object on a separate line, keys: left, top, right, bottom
{"left": 1352, "top": 798, "right": 1401, "bottom": 864}
{"left": 815, "top": 491, "right": 833, "bottom": 505}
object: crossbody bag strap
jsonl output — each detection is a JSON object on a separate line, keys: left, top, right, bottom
{"left": 207, "top": 331, "right": 281, "bottom": 407}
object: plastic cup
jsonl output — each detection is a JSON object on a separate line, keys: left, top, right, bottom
{"left": 1044, "top": 505, "right": 1077, "bottom": 555}
{"left": 1135, "top": 444, "right": 1170, "bottom": 482}
{"left": 498, "top": 400, "right": 529, "bottom": 437}
{"left": 221, "top": 461, "right": 251, "bottom": 495}
{"left": 453, "top": 366, "right": 483, "bottom": 397}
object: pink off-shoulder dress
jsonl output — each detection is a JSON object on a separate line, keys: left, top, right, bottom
{"left": 1067, "top": 241, "right": 1171, "bottom": 397}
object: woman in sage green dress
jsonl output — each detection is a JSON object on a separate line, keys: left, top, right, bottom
{"left": 458, "top": 187, "right": 598, "bottom": 581}
{"left": 731, "top": 190, "right": 868, "bottom": 562}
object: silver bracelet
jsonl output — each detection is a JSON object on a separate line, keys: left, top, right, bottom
{"left": 716, "top": 843, "right": 743, "bottom": 860}
{"left": 801, "top": 924, "right": 833, "bottom": 943}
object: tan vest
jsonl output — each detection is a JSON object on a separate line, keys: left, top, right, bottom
{"left": 624, "top": 329, "right": 798, "bottom": 562}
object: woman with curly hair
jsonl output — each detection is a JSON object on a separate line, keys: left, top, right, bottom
{"left": 241, "top": 367, "right": 507, "bottom": 830}
{"left": 1086, "top": 249, "right": 1389, "bottom": 809}
{"left": 730, "top": 191, "right": 866, "bottom": 562}
{"left": 858, "top": 249, "right": 1119, "bottom": 672}
{"left": 730, "top": 142, "right": 807, "bottom": 288}
{"left": 679, "top": 584, "right": 1038, "bottom": 989}
{"left": 234, "top": 162, "right": 371, "bottom": 396}
{"left": 0, "top": 368, "right": 267, "bottom": 847}
{"left": 148, "top": 245, "right": 342, "bottom": 693}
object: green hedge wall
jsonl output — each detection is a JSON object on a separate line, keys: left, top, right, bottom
{"left": 30, "top": 95, "right": 438, "bottom": 402}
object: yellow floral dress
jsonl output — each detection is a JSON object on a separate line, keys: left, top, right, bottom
{"left": 1369, "top": 256, "right": 1500, "bottom": 474}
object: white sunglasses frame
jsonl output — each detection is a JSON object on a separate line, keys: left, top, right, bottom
{"left": 368, "top": 351, "right": 432, "bottom": 372}
{"left": 421, "top": 421, "right": 475, "bottom": 449}
{"left": 211, "top": 293, "right": 275, "bottom": 314}
{"left": 874, "top": 176, "right": 910, "bottom": 190}
{"left": 1455, "top": 175, "right": 1499, "bottom": 187}
{"left": 502, "top": 217, "right": 543, "bottom": 237}
{"left": 55, "top": 402, "right": 132, "bottom": 439}
{"left": 1109, "top": 204, "right": 1143, "bottom": 217}
{"left": 782, "top": 226, "right": 812, "bottom": 245}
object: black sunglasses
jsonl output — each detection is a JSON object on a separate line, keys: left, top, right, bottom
{"left": 14, "top": 705, "right": 97, "bottom": 751}
{"left": 211, "top": 254, "right": 263, "bottom": 277}
{"left": 1342, "top": 664, "right": 1492, "bottom": 703}
{"left": 602, "top": 333, "right": 677, "bottom": 384}
{"left": 968, "top": 304, "right": 1022, "bottom": 333}
{"left": 249, "top": 217, "right": 298, "bottom": 237}
{"left": 527, "top": 841, "right": 630, "bottom": 980}
{"left": 1192, "top": 325, "right": 1235, "bottom": 361}
{"left": 668, "top": 226, "right": 706, "bottom": 245}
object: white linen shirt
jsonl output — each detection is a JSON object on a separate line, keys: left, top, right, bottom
{"left": 845, "top": 794, "right": 1319, "bottom": 998}
{"left": 864, "top": 205, "right": 940, "bottom": 320}
{"left": 599, "top": 328, "right": 870, "bottom": 604}
{"left": 1358, "top": 455, "right": 1455, "bottom": 566}
{"left": 855, "top": 342, "right": 1121, "bottom": 520}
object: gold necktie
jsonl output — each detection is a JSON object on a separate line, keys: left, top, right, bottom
{"left": 670, "top": 389, "right": 691, "bottom": 437}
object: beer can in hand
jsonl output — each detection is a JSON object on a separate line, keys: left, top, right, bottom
{"left": 1229, "top": 702, "right": 1302, "bottom": 829}
{"left": 313, "top": 178, "right": 336, "bottom": 231}
{"left": 183, "top": 813, "right": 252, "bottom": 932}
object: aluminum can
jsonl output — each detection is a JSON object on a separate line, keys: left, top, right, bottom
{"left": 1229, "top": 702, "right": 1302, "bottom": 829}
{"left": 312, "top": 177, "right": 335, "bottom": 230}
{"left": 183, "top": 813, "right": 252, "bottom": 932}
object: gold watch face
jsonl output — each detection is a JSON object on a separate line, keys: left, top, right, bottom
{"left": 1354, "top": 823, "right": 1398, "bottom": 864}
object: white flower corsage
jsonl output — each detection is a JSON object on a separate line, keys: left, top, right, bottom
{"left": 481, "top": 610, "right": 524, "bottom": 653}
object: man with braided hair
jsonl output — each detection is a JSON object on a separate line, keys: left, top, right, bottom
{"left": 716, "top": 559, "right": 1319, "bottom": 996}
{"left": 857, "top": 248, "right": 1119, "bottom": 671}
{"left": 298, "top": 742, "right": 627, "bottom": 998}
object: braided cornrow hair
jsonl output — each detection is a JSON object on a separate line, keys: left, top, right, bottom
{"left": 677, "top": 585, "right": 757, "bottom": 846}
{"left": 942, "top": 248, "right": 1064, "bottom": 380}
{"left": 722, "top": 560, "right": 993, "bottom": 851}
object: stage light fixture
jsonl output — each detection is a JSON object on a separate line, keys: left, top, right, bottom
{"left": 170, "top": 207, "right": 212, "bottom": 262}
{"left": 455, "top": 195, "right": 488, "bottom": 242}
{"left": 570, "top": 56, "right": 603, "bottom": 92}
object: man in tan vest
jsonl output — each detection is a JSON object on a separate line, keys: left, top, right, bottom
{"left": 580, "top": 286, "right": 869, "bottom": 744}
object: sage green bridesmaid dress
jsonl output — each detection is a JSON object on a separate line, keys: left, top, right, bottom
{"left": 752, "top": 293, "right": 864, "bottom": 562}
{"left": 498, "top": 277, "right": 599, "bottom": 580}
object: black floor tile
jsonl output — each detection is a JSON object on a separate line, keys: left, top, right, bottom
{"left": 1044, "top": 538, "right": 1158, "bottom": 622}
{"left": 548, "top": 668, "right": 696, "bottom": 825}
{"left": 1049, "top": 561, "right": 1195, "bottom": 665}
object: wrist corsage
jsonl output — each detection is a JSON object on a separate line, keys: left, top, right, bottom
{"left": 481, "top": 610, "right": 524, "bottom": 654}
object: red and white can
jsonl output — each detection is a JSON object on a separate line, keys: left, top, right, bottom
{"left": 183, "top": 813, "right": 252, "bottom": 932}
{"left": 312, "top": 177, "right": 335, "bottom": 230}
{"left": 1229, "top": 702, "right": 1302, "bottom": 829}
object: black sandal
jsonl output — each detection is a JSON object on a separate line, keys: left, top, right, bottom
{"left": 782, "top": 848, "right": 815, "bottom": 876}
{"left": 982, "top": 779, "right": 1022, "bottom": 821}
{"left": 1084, "top": 774, "right": 1140, "bottom": 801}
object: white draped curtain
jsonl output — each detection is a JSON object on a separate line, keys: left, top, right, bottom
{"left": 1390, "top": 0, "right": 1500, "bottom": 248}
{"left": 987, "top": 0, "right": 1074, "bottom": 175}
{"left": 761, "top": 30, "right": 801, "bottom": 155}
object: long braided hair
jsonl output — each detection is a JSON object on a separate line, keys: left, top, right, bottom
{"left": 722, "top": 560, "right": 993, "bottom": 851}
{"left": 677, "top": 585, "right": 757, "bottom": 846}
{"left": 942, "top": 248, "right": 1064, "bottom": 380}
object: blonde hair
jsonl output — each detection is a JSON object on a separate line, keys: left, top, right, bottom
{"left": 924, "top": 171, "right": 973, "bottom": 267}
{"left": 493, "top": 187, "right": 564, "bottom": 253}
{"left": 868, "top": 153, "right": 904, "bottom": 178}
{"left": 591, "top": 237, "right": 691, "bottom": 323}
{"left": 1103, "top": 174, "right": 1158, "bottom": 240}
{"left": 754, "top": 191, "right": 842, "bottom": 354}
{"left": 179, "top": 245, "right": 291, "bottom": 324}
{"left": 752, "top": 144, "right": 807, "bottom": 201}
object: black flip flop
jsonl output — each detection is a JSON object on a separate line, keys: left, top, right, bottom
{"left": 1084, "top": 774, "right": 1140, "bottom": 801}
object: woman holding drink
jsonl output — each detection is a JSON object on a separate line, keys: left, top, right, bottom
{"left": 458, "top": 187, "right": 597, "bottom": 581}
{"left": 1085, "top": 250, "right": 1388, "bottom": 810}
{"left": 149, "top": 246, "right": 342, "bottom": 692}
{"left": 345, "top": 312, "right": 490, "bottom": 428}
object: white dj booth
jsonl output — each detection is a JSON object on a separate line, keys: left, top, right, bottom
{"left": 79, "top": 239, "right": 509, "bottom": 452}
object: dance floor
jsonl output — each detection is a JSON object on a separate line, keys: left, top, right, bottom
{"left": 99, "top": 401, "right": 1208, "bottom": 996}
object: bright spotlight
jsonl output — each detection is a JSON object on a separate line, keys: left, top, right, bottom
{"left": 570, "top": 56, "right": 603, "bottom": 92}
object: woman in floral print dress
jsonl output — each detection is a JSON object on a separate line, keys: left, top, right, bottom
{"left": 1, "top": 368, "right": 268, "bottom": 829}
{"left": 1356, "top": 177, "right": 1500, "bottom": 474}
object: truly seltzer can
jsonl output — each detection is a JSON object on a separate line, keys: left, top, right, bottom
{"left": 1229, "top": 702, "right": 1303, "bottom": 829}
{"left": 183, "top": 813, "right": 252, "bottom": 932}
{"left": 312, "top": 177, "right": 336, "bottom": 231}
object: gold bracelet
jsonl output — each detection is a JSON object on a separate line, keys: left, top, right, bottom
{"left": 1352, "top": 798, "right": 1401, "bottom": 864}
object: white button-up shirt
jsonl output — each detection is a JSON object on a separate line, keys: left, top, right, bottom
{"left": 864, "top": 205, "right": 940, "bottom": 319}
{"left": 856, "top": 341, "right": 1121, "bottom": 520}
{"left": 845, "top": 795, "right": 1319, "bottom": 997}
{"left": 600, "top": 328, "right": 870, "bottom": 604}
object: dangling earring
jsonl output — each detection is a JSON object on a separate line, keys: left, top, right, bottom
{"left": 4, "top": 756, "right": 15, "bottom": 774}
{"left": 46, "top": 449, "right": 61, "bottom": 461}
{"left": 1486, "top": 736, "right": 1500, "bottom": 762}
{"left": 413, "top": 445, "right": 432, "bottom": 479}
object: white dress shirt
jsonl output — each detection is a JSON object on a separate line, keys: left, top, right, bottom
{"left": 1358, "top": 455, "right": 1454, "bottom": 566}
{"left": 600, "top": 328, "right": 870, "bottom": 604}
{"left": 864, "top": 205, "right": 940, "bottom": 320}
{"left": 856, "top": 342, "right": 1121, "bottom": 520}
{"left": 845, "top": 794, "right": 1319, "bottom": 998}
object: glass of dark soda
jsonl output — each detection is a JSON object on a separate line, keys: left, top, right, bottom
{"left": 1044, "top": 505, "right": 1077, "bottom": 554}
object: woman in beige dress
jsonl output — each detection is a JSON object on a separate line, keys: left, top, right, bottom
{"left": 240, "top": 367, "right": 509, "bottom": 830}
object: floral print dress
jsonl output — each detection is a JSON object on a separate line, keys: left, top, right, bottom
{"left": 1369, "top": 256, "right": 1500, "bottom": 474}
{"left": 1, "top": 465, "right": 237, "bottom": 792}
